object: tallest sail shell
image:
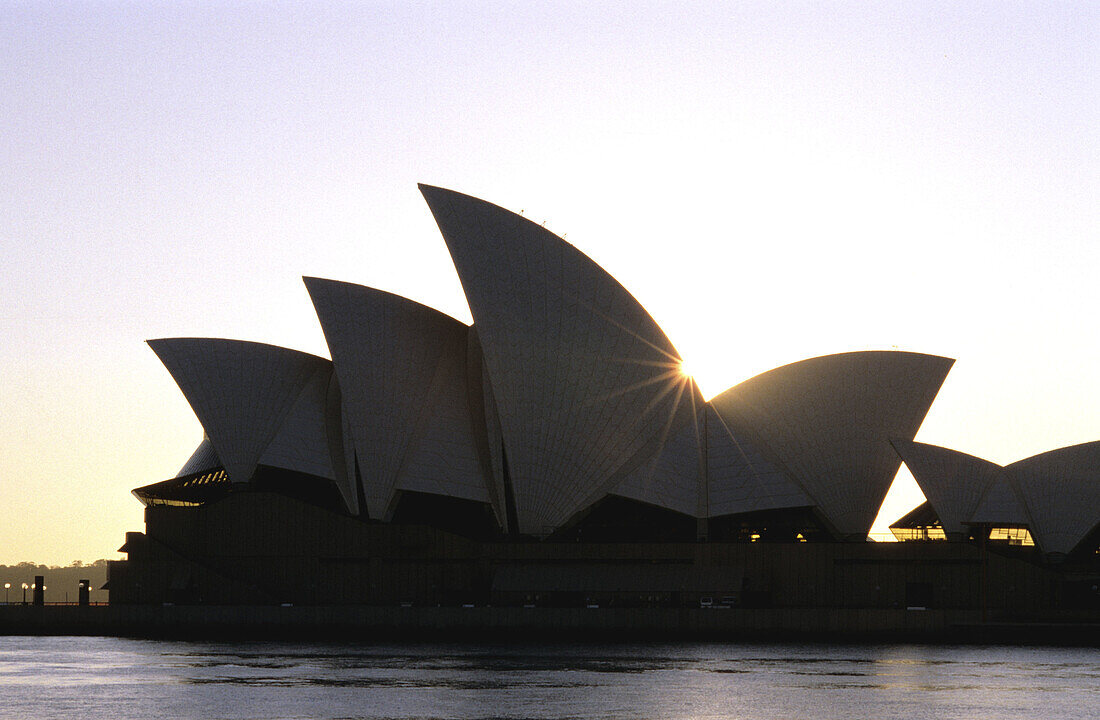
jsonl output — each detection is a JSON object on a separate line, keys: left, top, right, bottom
{"left": 420, "top": 185, "right": 693, "bottom": 534}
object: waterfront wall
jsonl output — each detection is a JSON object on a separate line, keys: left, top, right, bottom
{"left": 3, "top": 604, "right": 1097, "bottom": 644}
{"left": 113, "top": 494, "right": 1078, "bottom": 615}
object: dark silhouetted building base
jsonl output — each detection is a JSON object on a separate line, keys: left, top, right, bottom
{"left": 103, "top": 490, "right": 1100, "bottom": 638}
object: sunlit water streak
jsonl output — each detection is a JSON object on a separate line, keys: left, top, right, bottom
{"left": 0, "top": 637, "right": 1096, "bottom": 720}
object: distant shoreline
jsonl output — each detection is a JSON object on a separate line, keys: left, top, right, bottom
{"left": 0, "top": 563, "right": 109, "bottom": 605}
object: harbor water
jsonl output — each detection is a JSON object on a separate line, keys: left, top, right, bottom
{"left": 0, "top": 637, "right": 1096, "bottom": 719}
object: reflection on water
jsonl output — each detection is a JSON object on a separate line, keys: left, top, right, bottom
{"left": 0, "top": 637, "right": 1096, "bottom": 719}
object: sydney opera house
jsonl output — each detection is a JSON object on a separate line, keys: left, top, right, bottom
{"left": 109, "top": 186, "right": 1099, "bottom": 623}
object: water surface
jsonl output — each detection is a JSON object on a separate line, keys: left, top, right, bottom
{"left": 0, "top": 637, "right": 1096, "bottom": 719}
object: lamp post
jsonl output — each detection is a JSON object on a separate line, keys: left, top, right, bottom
{"left": 21, "top": 583, "right": 28, "bottom": 605}
{"left": 4, "top": 583, "right": 9, "bottom": 604}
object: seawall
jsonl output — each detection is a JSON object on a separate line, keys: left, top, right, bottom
{"left": 2, "top": 605, "right": 1097, "bottom": 645}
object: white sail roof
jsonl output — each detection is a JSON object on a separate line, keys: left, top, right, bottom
{"left": 610, "top": 401, "right": 811, "bottom": 519}
{"left": 1005, "top": 441, "right": 1100, "bottom": 555}
{"left": 704, "top": 405, "right": 812, "bottom": 517}
{"left": 421, "top": 185, "right": 692, "bottom": 534}
{"left": 176, "top": 436, "right": 221, "bottom": 477}
{"left": 709, "top": 351, "right": 954, "bottom": 537}
{"left": 970, "top": 475, "right": 1030, "bottom": 525}
{"left": 148, "top": 338, "right": 331, "bottom": 486}
{"left": 304, "top": 277, "right": 489, "bottom": 520}
{"left": 890, "top": 439, "right": 1005, "bottom": 537}
{"left": 257, "top": 362, "right": 357, "bottom": 510}
{"left": 392, "top": 327, "right": 493, "bottom": 505}
{"left": 609, "top": 395, "right": 705, "bottom": 518}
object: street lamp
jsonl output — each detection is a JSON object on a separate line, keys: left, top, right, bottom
{"left": 21, "top": 583, "right": 28, "bottom": 604}
{"left": 3, "top": 583, "right": 9, "bottom": 604}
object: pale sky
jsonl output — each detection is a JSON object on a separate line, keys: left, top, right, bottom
{"left": 1, "top": 2, "right": 1096, "bottom": 565}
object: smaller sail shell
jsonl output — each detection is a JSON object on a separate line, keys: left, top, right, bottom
{"left": 710, "top": 351, "right": 954, "bottom": 537}
{"left": 148, "top": 338, "right": 332, "bottom": 486}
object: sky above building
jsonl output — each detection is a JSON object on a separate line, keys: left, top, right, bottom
{"left": 1, "top": 2, "right": 1096, "bottom": 565}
